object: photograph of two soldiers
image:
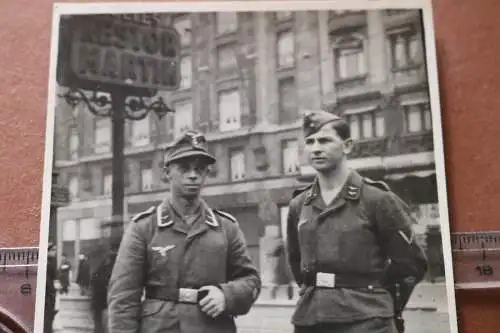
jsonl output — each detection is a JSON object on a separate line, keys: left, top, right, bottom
{"left": 43, "top": 4, "right": 455, "bottom": 333}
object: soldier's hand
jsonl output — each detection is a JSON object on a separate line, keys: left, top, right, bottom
{"left": 198, "top": 285, "right": 227, "bottom": 318}
{"left": 395, "top": 317, "right": 405, "bottom": 333}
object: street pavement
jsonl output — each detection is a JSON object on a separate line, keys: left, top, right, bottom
{"left": 53, "top": 282, "right": 453, "bottom": 333}
{"left": 235, "top": 306, "right": 451, "bottom": 333}
{"left": 236, "top": 282, "right": 453, "bottom": 333}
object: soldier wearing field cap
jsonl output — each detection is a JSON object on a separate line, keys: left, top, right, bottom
{"left": 107, "top": 130, "right": 261, "bottom": 333}
{"left": 286, "top": 110, "right": 428, "bottom": 333}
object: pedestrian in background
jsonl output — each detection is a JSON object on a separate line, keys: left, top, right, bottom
{"left": 76, "top": 253, "right": 91, "bottom": 296}
{"left": 44, "top": 242, "right": 58, "bottom": 333}
{"left": 286, "top": 110, "right": 428, "bottom": 333}
{"left": 90, "top": 241, "right": 117, "bottom": 333}
{"left": 107, "top": 130, "right": 261, "bottom": 333}
{"left": 58, "top": 253, "right": 72, "bottom": 295}
{"left": 268, "top": 234, "right": 294, "bottom": 300}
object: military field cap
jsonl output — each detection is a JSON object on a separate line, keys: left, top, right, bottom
{"left": 302, "top": 110, "right": 342, "bottom": 137}
{"left": 164, "top": 130, "right": 216, "bottom": 166}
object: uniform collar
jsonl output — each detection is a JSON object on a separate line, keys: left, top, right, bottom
{"left": 341, "top": 170, "right": 362, "bottom": 201}
{"left": 157, "top": 194, "right": 219, "bottom": 228}
{"left": 201, "top": 199, "right": 219, "bottom": 227}
{"left": 304, "top": 169, "right": 362, "bottom": 206}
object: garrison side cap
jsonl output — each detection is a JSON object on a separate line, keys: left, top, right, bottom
{"left": 164, "top": 130, "right": 216, "bottom": 166}
{"left": 302, "top": 109, "right": 343, "bottom": 137}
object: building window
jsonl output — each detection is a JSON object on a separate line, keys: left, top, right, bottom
{"left": 165, "top": 112, "right": 175, "bottom": 141}
{"left": 140, "top": 161, "right": 153, "bottom": 192}
{"left": 329, "top": 10, "right": 362, "bottom": 18}
{"left": 277, "top": 30, "right": 295, "bottom": 68}
{"left": 180, "top": 55, "right": 192, "bottom": 89}
{"left": 229, "top": 149, "right": 246, "bottom": 181}
{"left": 404, "top": 102, "right": 432, "bottom": 133}
{"left": 278, "top": 76, "right": 297, "bottom": 124}
{"left": 173, "top": 16, "right": 192, "bottom": 46}
{"left": 94, "top": 118, "right": 110, "bottom": 153}
{"left": 279, "top": 206, "right": 289, "bottom": 242}
{"left": 217, "top": 43, "right": 237, "bottom": 74}
{"left": 218, "top": 89, "right": 241, "bottom": 132}
{"left": 216, "top": 12, "right": 238, "bottom": 35}
{"left": 79, "top": 218, "right": 101, "bottom": 242}
{"left": 68, "top": 176, "right": 79, "bottom": 200}
{"left": 62, "top": 220, "right": 77, "bottom": 242}
{"left": 102, "top": 169, "right": 112, "bottom": 196}
{"left": 282, "top": 140, "right": 299, "bottom": 175}
{"left": 390, "top": 30, "right": 420, "bottom": 69}
{"left": 275, "top": 11, "right": 292, "bottom": 21}
{"left": 334, "top": 37, "right": 366, "bottom": 80}
{"left": 131, "top": 116, "right": 150, "bottom": 147}
{"left": 173, "top": 100, "right": 193, "bottom": 138}
{"left": 69, "top": 128, "right": 79, "bottom": 160}
{"left": 347, "top": 111, "right": 385, "bottom": 140}
{"left": 386, "top": 9, "right": 410, "bottom": 15}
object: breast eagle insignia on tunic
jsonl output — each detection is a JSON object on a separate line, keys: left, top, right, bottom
{"left": 151, "top": 245, "right": 176, "bottom": 257}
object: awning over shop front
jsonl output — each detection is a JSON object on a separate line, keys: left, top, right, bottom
{"left": 298, "top": 153, "right": 438, "bottom": 206}
{"left": 299, "top": 152, "right": 435, "bottom": 177}
{"left": 384, "top": 169, "right": 436, "bottom": 180}
{"left": 384, "top": 171, "right": 437, "bottom": 205}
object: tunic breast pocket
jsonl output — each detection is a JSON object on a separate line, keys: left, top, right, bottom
{"left": 337, "top": 223, "right": 377, "bottom": 272}
{"left": 189, "top": 232, "right": 227, "bottom": 274}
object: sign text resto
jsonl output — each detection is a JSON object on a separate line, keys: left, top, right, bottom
{"left": 70, "top": 16, "right": 180, "bottom": 91}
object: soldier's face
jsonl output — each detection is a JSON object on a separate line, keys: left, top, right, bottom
{"left": 304, "top": 125, "right": 352, "bottom": 172}
{"left": 166, "top": 157, "right": 210, "bottom": 198}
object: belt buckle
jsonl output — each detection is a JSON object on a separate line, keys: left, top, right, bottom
{"left": 178, "top": 288, "right": 198, "bottom": 303}
{"left": 316, "top": 272, "right": 336, "bottom": 288}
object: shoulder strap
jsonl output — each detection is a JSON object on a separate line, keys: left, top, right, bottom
{"left": 291, "top": 183, "right": 312, "bottom": 199}
{"left": 364, "top": 177, "right": 391, "bottom": 192}
{"left": 213, "top": 209, "right": 237, "bottom": 223}
{"left": 131, "top": 206, "right": 156, "bottom": 223}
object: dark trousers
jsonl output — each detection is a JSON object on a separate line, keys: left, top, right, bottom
{"left": 92, "top": 308, "right": 107, "bottom": 333}
{"left": 44, "top": 298, "right": 56, "bottom": 333}
{"left": 295, "top": 318, "right": 397, "bottom": 333}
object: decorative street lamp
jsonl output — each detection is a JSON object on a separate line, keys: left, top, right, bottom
{"left": 56, "top": 13, "right": 180, "bottom": 243}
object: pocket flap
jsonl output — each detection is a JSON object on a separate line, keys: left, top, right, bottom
{"left": 141, "top": 299, "right": 166, "bottom": 317}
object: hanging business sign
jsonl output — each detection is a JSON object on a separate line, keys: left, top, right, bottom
{"left": 57, "top": 15, "right": 180, "bottom": 93}
{"left": 51, "top": 184, "right": 70, "bottom": 207}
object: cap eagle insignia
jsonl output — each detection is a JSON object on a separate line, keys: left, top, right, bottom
{"left": 185, "top": 131, "right": 206, "bottom": 148}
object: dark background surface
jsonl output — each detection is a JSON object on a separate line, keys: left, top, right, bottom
{"left": 1, "top": 0, "right": 500, "bottom": 332}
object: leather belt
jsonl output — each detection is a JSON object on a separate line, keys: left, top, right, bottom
{"left": 302, "top": 271, "right": 383, "bottom": 289}
{"left": 145, "top": 286, "right": 207, "bottom": 304}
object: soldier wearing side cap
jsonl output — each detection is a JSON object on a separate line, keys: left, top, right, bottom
{"left": 107, "top": 130, "right": 261, "bottom": 333}
{"left": 286, "top": 110, "right": 428, "bottom": 333}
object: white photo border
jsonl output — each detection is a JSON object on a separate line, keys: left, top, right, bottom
{"left": 35, "top": 1, "right": 458, "bottom": 333}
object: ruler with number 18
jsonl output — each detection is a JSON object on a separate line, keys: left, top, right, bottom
{"left": 452, "top": 231, "right": 500, "bottom": 289}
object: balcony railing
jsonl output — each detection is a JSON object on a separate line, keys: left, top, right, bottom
{"left": 399, "top": 132, "right": 434, "bottom": 154}
{"left": 350, "top": 137, "right": 387, "bottom": 159}
{"left": 392, "top": 64, "right": 426, "bottom": 88}
{"left": 349, "top": 132, "right": 433, "bottom": 159}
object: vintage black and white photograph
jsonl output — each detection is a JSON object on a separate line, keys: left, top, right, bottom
{"left": 35, "top": 1, "right": 458, "bottom": 333}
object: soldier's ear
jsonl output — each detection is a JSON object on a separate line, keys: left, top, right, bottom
{"left": 343, "top": 138, "right": 354, "bottom": 155}
{"left": 161, "top": 165, "right": 171, "bottom": 183}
